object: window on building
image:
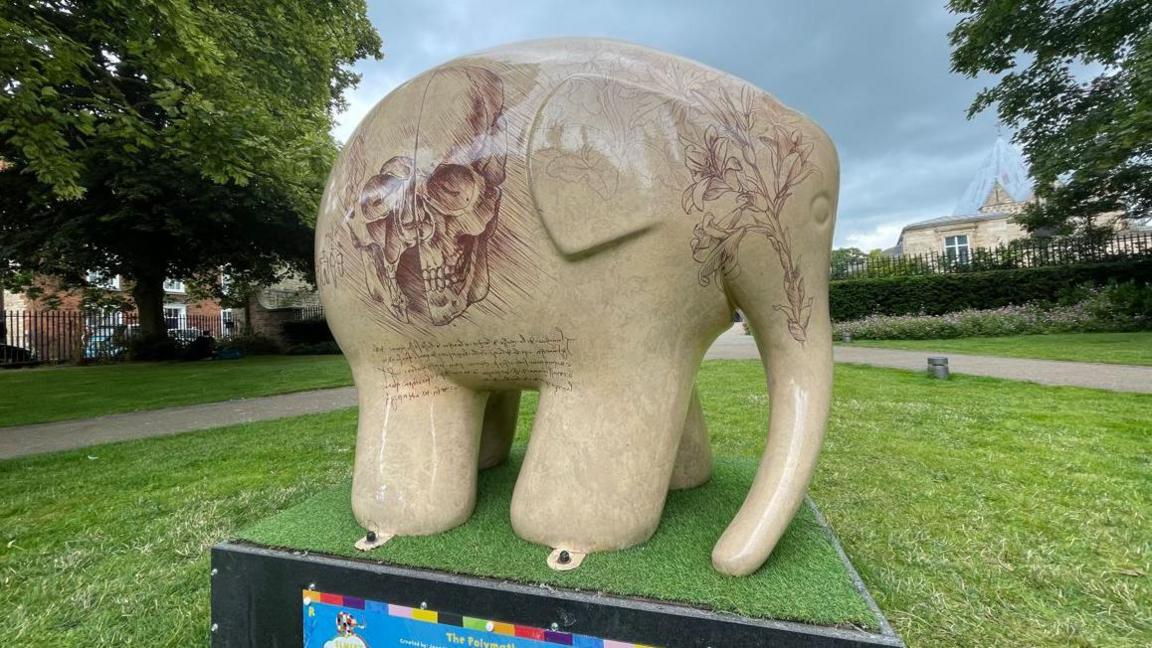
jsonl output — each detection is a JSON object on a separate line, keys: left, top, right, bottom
{"left": 163, "top": 303, "right": 187, "bottom": 329}
{"left": 944, "top": 235, "right": 970, "bottom": 263}
{"left": 221, "top": 308, "right": 236, "bottom": 333}
{"left": 86, "top": 270, "right": 121, "bottom": 290}
{"left": 163, "top": 279, "right": 185, "bottom": 293}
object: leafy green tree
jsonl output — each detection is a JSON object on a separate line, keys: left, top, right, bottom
{"left": 0, "top": 0, "right": 381, "bottom": 344}
{"left": 829, "top": 247, "right": 868, "bottom": 279}
{"left": 949, "top": 0, "right": 1152, "bottom": 234}
{"left": 831, "top": 247, "right": 867, "bottom": 267}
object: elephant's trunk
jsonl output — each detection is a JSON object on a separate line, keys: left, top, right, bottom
{"left": 712, "top": 291, "right": 832, "bottom": 576}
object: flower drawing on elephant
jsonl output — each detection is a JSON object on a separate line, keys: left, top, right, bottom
{"left": 350, "top": 66, "right": 507, "bottom": 326}
{"left": 680, "top": 87, "right": 817, "bottom": 343}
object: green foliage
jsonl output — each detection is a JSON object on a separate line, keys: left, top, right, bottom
{"left": 829, "top": 247, "right": 867, "bottom": 277}
{"left": 281, "top": 318, "right": 333, "bottom": 345}
{"left": 0, "top": 0, "right": 381, "bottom": 335}
{"left": 281, "top": 318, "right": 338, "bottom": 354}
{"left": 834, "top": 282, "right": 1152, "bottom": 341}
{"left": 829, "top": 258, "right": 1152, "bottom": 320}
{"left": 125, "top": 333, "right": 181, "bottom": 361}
{"left": 216, "top": 333, "right": 281, "bottom": 356}
{"left": 949, "top": 0, "right": 1152, "bottom": 232}
{"left": 2, "top": 364, "right": 1149, "bottom": 645}
{"left": 1082, "top": 280, "right": 1152, "bottom": 321}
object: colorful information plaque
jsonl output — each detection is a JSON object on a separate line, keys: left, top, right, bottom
{"left": 302, "top": 589, "right": 659, "bottom": 648}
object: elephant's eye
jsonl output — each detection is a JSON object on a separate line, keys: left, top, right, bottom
{"left": 425, "top": 163, "right": 482, "bottom": 215}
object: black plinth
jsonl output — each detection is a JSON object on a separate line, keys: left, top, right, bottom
{"left": 210, "top": 540, "right": 903, "bottom": 648}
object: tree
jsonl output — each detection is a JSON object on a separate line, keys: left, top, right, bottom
{"left": 831, "top": 247, "right": 868, "bottom": 268}
{"left": 0, "top": 0, "right": 381, "bottom": 346}
{"left": 949, "top": 0, "right": 1152, "bottom": 235}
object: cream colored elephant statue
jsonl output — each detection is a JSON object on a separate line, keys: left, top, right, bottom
{"left": 315, "top": 38, "right": 839, "bottom": 577}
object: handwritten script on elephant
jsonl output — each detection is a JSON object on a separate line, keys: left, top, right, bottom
{"left": 372, "top": 330, "right": 574, "bottom": 399}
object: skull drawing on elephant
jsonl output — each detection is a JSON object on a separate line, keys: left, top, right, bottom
{"left": 351, "top": 66, "right": 507, "bottom": 325}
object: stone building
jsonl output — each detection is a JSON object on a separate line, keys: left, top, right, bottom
{"left": 893, "top": 137, "right": 1140, "bottom": 259}
{"left": 894, "top": 137, "right": 1033, "bottom": 260}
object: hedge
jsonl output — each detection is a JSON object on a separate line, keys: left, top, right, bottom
{"left": 829, "top": 258, "right": 1152, "bottom": 321}
{"left": 281, "top": 318, "right": 334, "bottom": 346}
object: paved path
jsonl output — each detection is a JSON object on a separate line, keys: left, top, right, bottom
{"left": 0, "top": 387, "right": 357, "bottom": 460}
{"left": 833, "top": 345, "right": 1152, "bottom": 393}
{"left": 2, "top": 327, "right": 1147, "bottom": 460}
{"left": 711, "top": 324, "right": 1152, "bottom": 393}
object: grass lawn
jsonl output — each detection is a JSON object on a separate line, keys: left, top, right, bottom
{"left": 0, "top": 355, "right": 353, "bottom": 427}
{"left": 850, "top": 331, "right": 1152, "bottom": 366}
{"left": 2, "top": 362, "right": 1149, "bottom": 646}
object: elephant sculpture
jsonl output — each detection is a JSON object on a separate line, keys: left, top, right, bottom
{"left": 316, "top": 38, "right": 839, "bottom": 577}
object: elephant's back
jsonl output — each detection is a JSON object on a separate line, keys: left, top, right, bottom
{"left": 454, "top": 38, "right": 799, "bottom": 124}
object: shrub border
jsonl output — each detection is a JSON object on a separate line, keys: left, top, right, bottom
{"left": 830, "top": 259, "right": 1152, "bottom": 321}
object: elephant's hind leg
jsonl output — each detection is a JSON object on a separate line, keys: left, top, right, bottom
{"left": 350, "top": 374, "right": 488, "bottom": 538}
{"left": 510, "top": 361, "right": 693, "bottom": 555}
{"left": 479, "top": 390, "right": 521, "bottom": 469}
{"left": 669, "top": 385, "right": 712, "bottom": 490}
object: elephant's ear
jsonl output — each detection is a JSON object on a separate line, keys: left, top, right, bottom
{"left": 528, "top": 74, "right": 684, "bottom": 257}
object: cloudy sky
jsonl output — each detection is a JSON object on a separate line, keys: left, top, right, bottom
{"left": 336, "top": 0, "right": 1004, "bottom": 250}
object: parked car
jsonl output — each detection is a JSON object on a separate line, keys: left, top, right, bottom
{"left": 84, "top": 325, "right": 128, "bottom": 359}
{"left": 167, "top": 328, "right": 203, "bottom": 345}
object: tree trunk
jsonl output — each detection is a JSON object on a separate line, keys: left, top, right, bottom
{"left": 131, "top": 274, "right": 167, "bottom": 341}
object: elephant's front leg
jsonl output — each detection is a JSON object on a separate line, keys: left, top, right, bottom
{"left": 350, "top": 372, "right": 488, "bottom": 542}
{"left": 510, "top": 362, "right": 694, "bottom": 558}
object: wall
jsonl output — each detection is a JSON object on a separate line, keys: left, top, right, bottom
{"left": 244, "top": 296, "right": 299, "bottom": 346}
{"left": 900, "top": 216, "right": 1028, "bottom": 256}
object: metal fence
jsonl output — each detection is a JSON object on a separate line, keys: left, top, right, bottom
{"left": 832, "top": 231, "right": 1152, "bottom": 280}
{"left": 1, "top": 310, "right": 229, "bottom": 366}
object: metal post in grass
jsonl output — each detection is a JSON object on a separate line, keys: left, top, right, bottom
{"left": 927, "top": 356, "right": 949, "bottom": 379}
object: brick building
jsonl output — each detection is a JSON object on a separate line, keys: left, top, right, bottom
{"left": 3, "top": 274, "right": 225, "bottom": 327}
{"left": 2, "top": 274, "right": 230, "bottom": 362}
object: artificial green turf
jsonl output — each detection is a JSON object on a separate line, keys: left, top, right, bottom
{"left": 237, "top": 449, "right": 876, "bottom": 629}
{"left": 0, "top": 354, "right": 353, "bottom": 427}
{"left": 850, "top": 331, "right": 1152, "bottom": 366}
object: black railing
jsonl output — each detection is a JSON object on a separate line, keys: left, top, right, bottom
{"left": 1, "top": 310, "right": 230, "bottom": 365}
{"left": 832, "top": 231, "right": 1152, "bottom": 280}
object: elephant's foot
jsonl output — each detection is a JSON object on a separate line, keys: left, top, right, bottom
{"left": 354, "top": 531, "right": 394, "bottom": 552}
{"left": 478, "top": 390, "right": 520, "bottom": 469}
{"left": 350, "top": 383, "right": 488, "bottom": 537}
{"left": 510, "top": 372, "right": 692, "bottom": 553}
{"left": 546, "top": 548, "right": 586, "bottom": 571}
{"left": 669, "top": 386, "right": 712, "bottom": 490}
